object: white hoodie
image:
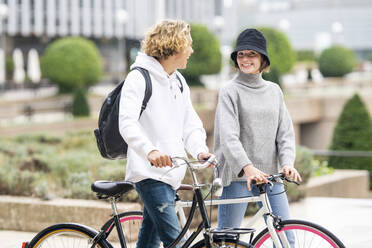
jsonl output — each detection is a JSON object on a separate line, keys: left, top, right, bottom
{"left": 118, "top": 52, "right": 209, "bottom": 189}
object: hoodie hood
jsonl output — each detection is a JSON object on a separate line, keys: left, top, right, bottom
{"left": 130, "top": 52, "right": 179, "bottom": 84}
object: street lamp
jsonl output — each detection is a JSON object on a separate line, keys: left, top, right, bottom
{"left": 116, "top": 9, "right": 129, "bottom": 80}
{"left": 0, "top": 3, "right": 8, "bottom": 87}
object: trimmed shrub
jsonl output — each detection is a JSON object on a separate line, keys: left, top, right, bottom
{"left": 329, "top": 94, "right": 372, "bottom": 187}
{"left": 257, "top": 27, "right": 296, "bottom": 86}
{"left": 181, "top": 24, "right": 222, "bottom": 86}
{"left": 318, "top": 45, "right": 356, "bottom": 77}
{"left": 41, "top": 37, "right": 103, "bottom": 92}
{"left": 72, "top": 87, "right": 90, "bottom": 117}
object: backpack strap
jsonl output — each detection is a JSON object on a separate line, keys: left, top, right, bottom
{"left": 176, "top": 74, "right": 183, "bottom": 93}
{"left": 132, "top": 67, "right": 152, "bottom": 117}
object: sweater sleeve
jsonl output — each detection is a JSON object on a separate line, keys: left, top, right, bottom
{"left": 182, "top": 79, "right": 209, "bottom": 159}
{"left": 276, "top": 89, "right": 296, "bottom": 168}
{"left": 216, "top": 88, "right": 252, "bottom": 176}
{"left": 118, "top": 70, "right": 157, "bottom": 158}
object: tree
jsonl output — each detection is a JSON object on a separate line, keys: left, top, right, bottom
{"left": 329, "top": 94, "right": 372, "bottom": 187}
{"left": 257, "top": 27, "right": 296, "bottom": 86}
{"left": 181, "top": 24, "right": 222, "bottom": 86}
{"left": 72, "top": 87, "right": 90, "bottom": 117}
{"left": 41, "top": 37, "right": 103, "bottom": 93}
{"left": 318, "top": 45, "right": 356, "bottom": 77}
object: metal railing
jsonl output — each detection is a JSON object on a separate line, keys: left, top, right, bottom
{"left": 312, "top": 150, "right": 372, "bottom": 157}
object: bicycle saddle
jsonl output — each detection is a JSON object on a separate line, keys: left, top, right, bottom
{"left": 91, "top": 180, "right": 135, "bottom": 198}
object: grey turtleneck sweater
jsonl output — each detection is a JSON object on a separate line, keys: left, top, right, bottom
{"left": 213, "top": 71, "right": 295, "bottom": 186}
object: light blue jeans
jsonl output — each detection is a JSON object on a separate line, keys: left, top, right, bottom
{"left": 135, "top": 179, "right": 183, "bottom": 248}
{"left": 218, "top": 181, "right": 295, "bottom": 247}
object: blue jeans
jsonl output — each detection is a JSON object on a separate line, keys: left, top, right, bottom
{"left": 218, "top": 181, "right": 295, "bottom": 247}
{"left": 135, "top": 179, "right": 182, "bottom": 248}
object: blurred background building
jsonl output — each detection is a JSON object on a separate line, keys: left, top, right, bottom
{"left": 236, "top": 0, "right": 372, "bottom": 59}
{"left": 1, "top": 0, "right": 371, "bottom": 81}
{"left": 0, "top": 0, "right": 236, "bottom": 82}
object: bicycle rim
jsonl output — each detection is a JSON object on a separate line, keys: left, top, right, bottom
{"left": 252, "top": 219, "right": 345, "bottom": 248}
{"left": 31, "top": 228, "right": 104, "bottom": 248}
{"left": 114, "top": 211, "right": 143, "bottom": 248}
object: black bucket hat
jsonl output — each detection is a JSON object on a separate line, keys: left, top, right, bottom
{"left": 231, "top": 28, "right": 270, "bottom": 66}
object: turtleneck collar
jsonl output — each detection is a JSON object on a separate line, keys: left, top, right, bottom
{"left": 235, "top": 71, "right": 266, "bottom": 89}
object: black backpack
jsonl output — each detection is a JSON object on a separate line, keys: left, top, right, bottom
{"left": 94, "top": 67, "right": 183, "bottom": 160}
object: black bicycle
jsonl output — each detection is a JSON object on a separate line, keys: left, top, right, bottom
{"left": 24, "top": 155, "right": 255, "bottom": 248}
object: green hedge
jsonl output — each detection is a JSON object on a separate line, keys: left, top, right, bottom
{"left": 318, "top": 45, "right": 356, "bottom": 77}
{"left": 296, "top": 50, "right": 316, "bottom": 62}
{"left": 1, "top": 132, "right": 329, "bottom": 203}
{"left": 181, "top": 24, "right": 222, "bottom": 86}
{"left": 41, "top": 37, "right": 103, "bottom": 92}
{"left": 0, "top": 132, "right": 132, "bottom": 201}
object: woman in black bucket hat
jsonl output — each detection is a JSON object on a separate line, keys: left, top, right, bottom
{"left": 213, "top": 28, "right": 301, "bottom": 247}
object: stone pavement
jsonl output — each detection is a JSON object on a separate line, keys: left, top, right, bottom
{"left": 1, "top": 197, "right": 371, "bottom": 248}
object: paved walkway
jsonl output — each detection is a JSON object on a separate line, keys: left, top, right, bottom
{"left": 1, "top": 197, "right": 371, "bottom": 248}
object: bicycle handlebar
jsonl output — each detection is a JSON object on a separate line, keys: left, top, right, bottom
{"left": 170, "top": 155, "right": 217, "bottom": 170}
{"left": 158, "top": 155, "right": 217, "bottom": 180}
{"left": 252, "top": 173, "right": 300, "bottom": 186}
{"left": 189, "top": 154, "right": 216, "bottom": 170}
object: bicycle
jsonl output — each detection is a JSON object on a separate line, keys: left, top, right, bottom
{"left": 176, "top": 174, "right": 346, "bottom": 248}
{"left": 23, "top": 156, "right": 346, "bottom": 248}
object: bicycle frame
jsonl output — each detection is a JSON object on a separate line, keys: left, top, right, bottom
{"left": 159, "top": 158, "right": 257, "bottom": 248}
{"left": 175, "top": 185, "right": 289, "bottom": 248}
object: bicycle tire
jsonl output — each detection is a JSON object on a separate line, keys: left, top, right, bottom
{"left": 191, "top": 237, "right": 252, "bottom": 248}
{"left": 252, "top": 219, "right": 345, "bottom": 248}
{"left": 27, "top": 223, "right": 111, "bottom": 248}
{"left": 111, "top": 211, "right": 143, "bottom": 248}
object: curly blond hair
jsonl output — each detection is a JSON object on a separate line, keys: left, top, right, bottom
{"left": 142, "top": 20, "right": 190, "bottom": 60}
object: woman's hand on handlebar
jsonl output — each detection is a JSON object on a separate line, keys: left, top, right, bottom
{"left": 147, "top": 150, "right": 172, "bottom": 168}
{"left": 280, "top": 165, "right": 302, "bottom": 183}
{"left": 243, "top": 164, "right": 269, "bottom": 191}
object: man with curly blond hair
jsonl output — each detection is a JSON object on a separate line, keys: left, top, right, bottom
{"left": 119, "top": 20, "right": 213, "bottom": 247}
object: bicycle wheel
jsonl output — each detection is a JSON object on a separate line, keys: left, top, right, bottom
{"left": 114, "top": 211, "right": 143, "bottom": 248}
{"left": 28, "top": 223, "right": 110, "bottom": 248}
{"left": 252, "top": 219, "right": 345, "bottom": 248}
{"left": 191, "top": 237, "right": 252, "bottom": 248}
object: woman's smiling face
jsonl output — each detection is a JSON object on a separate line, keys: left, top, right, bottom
{"left": 236, "top": 50, "right": 262, "bottom": 74}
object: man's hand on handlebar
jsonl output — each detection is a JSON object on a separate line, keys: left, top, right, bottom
{"left": 197, "top": 152, "right": 215, "bottom": 167}
{"left": 147, "top": 150, "right": 172, "bottom": 168}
